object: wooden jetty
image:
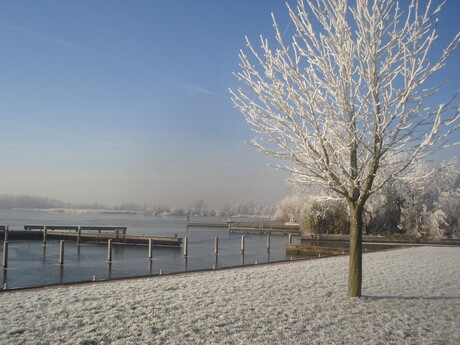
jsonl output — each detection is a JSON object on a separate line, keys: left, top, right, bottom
{"left": 24, "top": 225, "right": 128, "bottom": 233}
{"left": 44, "top": 231, "right": 181, "bottom": 247}
{"left": 225, "top": 220, "right": 300, "bottom": 235}
{"left": 2, "top": 225, "right": 181, "bottom": 247}
{"left": 187, "top": 220, "right": 301, "bottom": 235}
{"left": 186, "top": 222, "right": 228, "bottom": 228}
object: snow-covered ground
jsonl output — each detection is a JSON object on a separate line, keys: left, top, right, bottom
{"left": 0, "top": 246, "right": 458, "bottom": 345}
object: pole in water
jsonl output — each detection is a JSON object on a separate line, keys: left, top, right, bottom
{"left": 214, "top": 236, "right": 219, "bottom": 255}
{"left": 183, "top": 237, "right": 188, "bottom": 257}
{"left": 148, "top": 238, "right": 153, "bottom": 260}
{"left": 77, "top": 225, "right": 81, "bottom": 245}
{"left": 43, "top": 226, "right": 47, "bottom": 246}
{"left": 266, "top": 233, "right": 271, "bottom": 252}
{"left": 240, "top": 235, "right": 245, "bottom": 254}
{"left": 3, "top": 225, "right": 8, "bottom": 242}
{"left": 2, "top": 241, "right": 8, "bottom": 269}
{"left": 59, "top": 240, "right": 64, "bottom": 265}
{"left": 107, "top": 239, "right": 112, "bottom": 263}
{"left": 288, "top": 234, "right": 292, "bottom": 245}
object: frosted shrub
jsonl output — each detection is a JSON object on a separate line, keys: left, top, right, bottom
{"left": 300, "top": 199, "right": 349, "bottom": 235}
{"left": 435, "top": 189, "right": 460, "bottom": 238}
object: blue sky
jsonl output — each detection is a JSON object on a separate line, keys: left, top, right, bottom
{"left": 0, "top": 0, "right": 458, "bottom": 207}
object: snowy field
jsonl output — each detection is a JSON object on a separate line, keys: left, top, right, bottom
{"left": 0, "top": 246, "right": 458, "bottom": 345}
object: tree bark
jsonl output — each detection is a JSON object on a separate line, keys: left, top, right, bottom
{"left": 347, "top": 202, "right": 363, "bottom": 297}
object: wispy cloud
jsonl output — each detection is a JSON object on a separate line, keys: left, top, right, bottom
{"left": 0, "top": 23, "right": 225, "bottom": 98}
{"left": 0, "top": 23, "right": 97, "bottom": 56}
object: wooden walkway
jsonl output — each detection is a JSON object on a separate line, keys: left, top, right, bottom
{"left": 187, "top": 220, "right": 300, "bottom": 235}
{"left": 228, "top": 227, "right": 300, "bottom": 235}
{"left": 2, "top": 225, "right": 181, "bottom": 247}
{"left": 45, "top": 231, "right": 181, "bottom": 247}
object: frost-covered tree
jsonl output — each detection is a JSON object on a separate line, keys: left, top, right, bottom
{"left": 272, "top": 195, "right": 304, "bottom": 222}
{"left": 231, "top": 0, "right": 459, "bottom": 297}
{"left": 397, "top": 158, "right": 460, "bottom": 238}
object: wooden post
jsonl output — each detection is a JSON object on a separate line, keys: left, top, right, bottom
{"left": 107, "top": 239, "right": 112, "bottom": 263}
{"left": 266, "top": 234, "right": 271, "bottom": 252}
{"left": 43, "top": 226, "right": 47, "bottom": 245}
{"left": 214, "top": 236, "right": 219, "bottom": 255}
{"left": 3, "top": 225, "right": 8, "bottom": 242}
{"left": 2, "top": 241, "right": 8, "bottom": 269}
{"left": 148, "top": 239, "right": 153, "bottom": 260}
{"left": 288, "top": 234, "right": 292, "bottom": 245}
{"left": 183, "top": 237, "right": 188, "bottom": 257}
{"left": 77, "top": 226, "right": 81, "bottom": 245}
{"left": 59, "top": 240, "right": 64, "bottom": 265}
{"left": 240, "top": 235, "right": 245, "bottom": 254}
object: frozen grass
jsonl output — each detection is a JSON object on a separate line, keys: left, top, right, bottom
{"left": 0, "top": 246, "right": 459, "bottom": 344}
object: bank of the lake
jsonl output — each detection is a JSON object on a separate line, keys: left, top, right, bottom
{"left": 0, "top": 246, "right": 458, "bottom": 345}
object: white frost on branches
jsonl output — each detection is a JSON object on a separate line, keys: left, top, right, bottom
{"left": 231, "top": 0, "right": 459, "bottom": 204}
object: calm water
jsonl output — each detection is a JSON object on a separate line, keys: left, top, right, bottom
{"left": 1, "top": 209, "right": 301, "bottom": 289}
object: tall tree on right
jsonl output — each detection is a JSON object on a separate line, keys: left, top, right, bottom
{"left": 231, "top": 0, "right": 459, "bottom": 297}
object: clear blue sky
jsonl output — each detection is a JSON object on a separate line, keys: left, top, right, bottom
{"left": 0, "top": 0, "right": 458, "bottom": 207}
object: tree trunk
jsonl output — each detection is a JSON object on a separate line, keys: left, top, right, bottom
{"left": 347, "top": 202, "right": 363, "bottom": 297}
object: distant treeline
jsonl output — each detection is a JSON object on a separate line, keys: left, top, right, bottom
{"left": 0, "top": 194, "right": 107, "bottom": 211}
{"left": 0, "top": 194, "right": 274, "bottom": 217}
{"left": 142, "top": 200, "right": 274, "bottom": 217}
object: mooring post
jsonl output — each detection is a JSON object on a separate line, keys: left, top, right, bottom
{"left": 214, "top": 236, "right": 219, "bottom": 255}
{"left": 266, "top": 233, "right": 271, "bottom": 252}
{"left": 183, "top": 237, "right": 188, "bottom": 257}
{"left": 240, "top": 235, "right": 245, "bottom": 254}
{"left": 43, "top": 226, "right": 47, "bottom": 246}
{"left": 2, "top": 241, "right": 8, "bottom": 269}
{"left": 77, "top": 225, "right": 81, "bottom": 245}
{"left": 148, "top": 238, "right": 153, "bottom": 260}
{"left": 107, "top": 239, "right": 112, "bottom": 263}
{"left": 288, "top": 234, "right": 292, "bottom": 245}
{"left": 3, "top": 225, "right": 8, "bottom": 242}
{"left": 59, "top": 240, "right": 64, "bottom": 265}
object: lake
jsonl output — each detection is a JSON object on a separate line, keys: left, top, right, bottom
{"left": 1, "top": 209, "right": 302, "bottom": 289}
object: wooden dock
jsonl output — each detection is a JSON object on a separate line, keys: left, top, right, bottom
{"left": 24, "top": 225, "right": 128, "bottom": 232}
{"left": 187, "top": 220, "right": 301, "bottom": 235}
{"left": 187, "top": 222, "right": 228, "bottom": 228}
{"left": 2, "top": 225, "right": 182, "bottom": 247}
{"left": 45, "top": 231, "right": 181, "bottom": 247}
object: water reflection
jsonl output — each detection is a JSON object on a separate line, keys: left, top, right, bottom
{"left": 59, "top": 265, "right": 64, "bottom": 284}
{"left": 148, "top": 260, "right": 153, "bottom": 275}
{"left": 77, "top": 245, "right": 81, "bottom": 263}
{"left": 183, "top": 257, "right": 188, "bottom": 271}
{"left": 2, "top": 269, "right": 7, "bottom": 289}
